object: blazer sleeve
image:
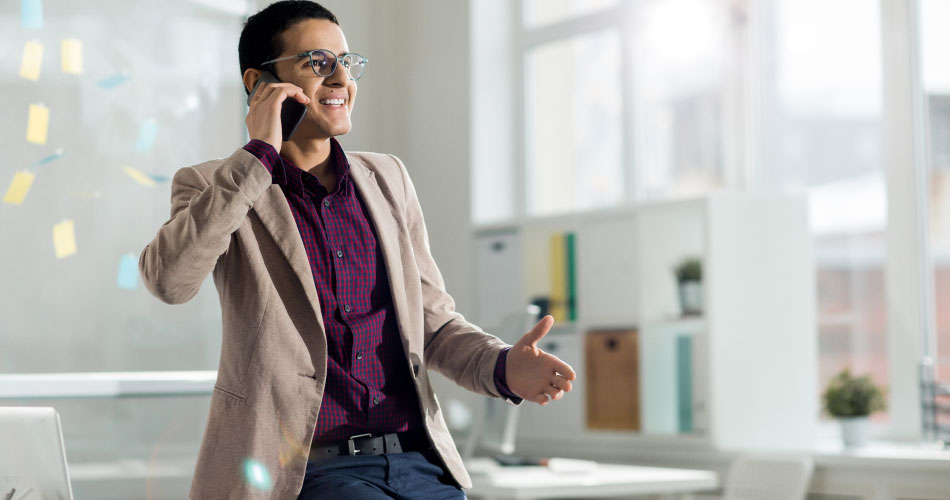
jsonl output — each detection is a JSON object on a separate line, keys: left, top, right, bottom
{"left": 139, "top": 148, "right": 273, "bottom": 305}
{"left": 390, "top": 154, "right": 521, "bottom": 405}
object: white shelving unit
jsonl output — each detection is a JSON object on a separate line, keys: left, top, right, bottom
{"left": 472, "top": 194, "right": 818, "bottom": 453}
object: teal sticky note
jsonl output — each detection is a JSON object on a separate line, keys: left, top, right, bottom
{"left": 117, "top": 253, "right": 139, "bottom": 290}
{"left": 97, "top": 71, "right": 130, "bottom": 89}
{"left": 135, "top": 118, "right": 159, "bottom": 152}
{"left": 22, "top": 0, "right": 43, "bottom": 29}
{"left": 36, "top": 148, "right": 64, "bottom": 165}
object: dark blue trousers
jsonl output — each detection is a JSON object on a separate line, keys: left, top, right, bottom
{"left": 296, "top": 448, "right": 466, "bottom": 499}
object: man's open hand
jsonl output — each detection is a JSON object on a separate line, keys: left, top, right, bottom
{"left": 505, "top": 315, "right": 577, "bottom": 406}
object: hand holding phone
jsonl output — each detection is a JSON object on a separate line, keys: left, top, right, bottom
{"left": 246, "top": 71, "right": 310, "bottom": 151}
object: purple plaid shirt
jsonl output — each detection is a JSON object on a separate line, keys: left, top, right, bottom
{"left": 242, "top": 138, "right": 520, "bottom": 442}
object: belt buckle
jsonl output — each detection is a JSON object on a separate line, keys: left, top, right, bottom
{"left": 347, "top": 433, "right": 373, "bottom": 455}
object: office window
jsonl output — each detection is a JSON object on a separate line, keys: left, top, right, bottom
{"left": 518, "top": 0, "right": 732, "bottom": 218}
{"left": 523, "top": 0, "right": 619, "bottom": 28}
{"left": 525, "top": 29, "right": 623, "bottom": 216}
{"left": 761, "top": 0, "right": 888, "bottom": 420}
{"left": 921, "top": 0, "right": 950, "bottom": 381}
{"left": 628, "top": 0, "right": 729, "bottom": 200}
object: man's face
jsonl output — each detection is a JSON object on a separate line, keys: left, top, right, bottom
{"left": 267, "top": 18, "right": 358, "bottom": 140}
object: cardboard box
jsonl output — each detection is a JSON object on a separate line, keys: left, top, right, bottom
{"left": 585, "top": 329, "right": 640, "bottom": 430}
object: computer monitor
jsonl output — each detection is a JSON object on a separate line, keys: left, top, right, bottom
{"left": 0, "top": 407, "right": 74, "bottom": 500}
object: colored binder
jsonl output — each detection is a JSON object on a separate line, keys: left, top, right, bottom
{"left": 548, "top": 231, "right": 577, "bottom": 323}
{"left": 676, "top": 334, "right": 694, "bottom": 433}
{"left": 549, "top": 233, "right": 566, "bottom": 322}
{"left": 566, "top": 232, "right": 576, "bottom": 322}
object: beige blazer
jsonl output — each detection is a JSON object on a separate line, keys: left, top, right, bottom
{"left": 139, "top": 147, "right": 514, "bottom": 499}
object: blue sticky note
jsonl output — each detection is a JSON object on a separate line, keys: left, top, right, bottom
{"left": 36, "top": 148, "right": 64, "bottom": 165}
{"left": 117, "top": 253, "right": 139, "bottom": 290}
{"left": 135, "top": 118, "right": 159, "bottom": 152}
{"left": 21, "top": 0, "right": 43, "bottom": 29}
{"left": 97, "top": 71, "right": 130, "bottom": 89}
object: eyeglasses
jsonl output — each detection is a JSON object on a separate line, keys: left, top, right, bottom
{"left": 260, "top": 49, "right": 368, "bottom": 80}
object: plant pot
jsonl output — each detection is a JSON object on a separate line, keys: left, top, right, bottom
{"left": 678, "top": 280, "right": 703, "bottom": 316}
{"left": 839, "top": 416, "right": 870, "bottom": 448}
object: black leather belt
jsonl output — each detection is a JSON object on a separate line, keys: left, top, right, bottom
{"left": 308, "top": 430, "right": 431, "bottom": 461}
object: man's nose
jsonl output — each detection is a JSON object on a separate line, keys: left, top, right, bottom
{"left": 326, "top": 61, "right": 349, "bottom": 86}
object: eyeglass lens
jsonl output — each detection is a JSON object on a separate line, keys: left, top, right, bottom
{"left": 310, "top": 50, "right": 366, "bottom": 80}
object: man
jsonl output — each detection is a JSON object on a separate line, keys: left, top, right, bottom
{"left": 139, "top": 1, "right": 576, "bottom": 498}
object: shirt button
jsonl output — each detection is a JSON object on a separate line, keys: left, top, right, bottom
{"left": 344, "top": 304, "right": 351, "bottom": 312}
{"left": 373, "top": 396, "right": 380, "bottom": 404}
{"left": 356, "top": 352, "right": 363, "bottom": 360}
{"left": 336, "top": 250, "right": 343, "bottom": 258}
{"left": 323, "top": 199, "right": 331, "bottom": 207}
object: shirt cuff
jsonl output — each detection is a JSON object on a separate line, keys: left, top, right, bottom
{"left": 243, "top": 139, "right": 280, "bottom": 175}
{"left": 494, "top": 347, "right": 523, "bottom": 403}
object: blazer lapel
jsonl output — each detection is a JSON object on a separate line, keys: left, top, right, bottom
{"left": 347, "top": 154, "right": 417, "bottom": 356}
{"left": 252, "top": 185, "right": 325, "bottom": 333}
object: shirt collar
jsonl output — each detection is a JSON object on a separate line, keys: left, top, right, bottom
{"left": 272, "top": 137, "right": 351, "bottom": 198}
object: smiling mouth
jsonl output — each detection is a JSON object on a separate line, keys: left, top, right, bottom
{"left": 317, "top": 98, "right": 346, "bottom": 108}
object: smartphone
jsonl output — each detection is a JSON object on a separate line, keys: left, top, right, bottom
{"left": 246, "top": 70, "right": 308, "bottom": 142}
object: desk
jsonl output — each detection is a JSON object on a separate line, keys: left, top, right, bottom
{"left": 464, "top": 458, "right": 718, "bottom": 500}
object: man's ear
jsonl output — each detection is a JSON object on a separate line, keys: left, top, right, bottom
{"left": 243, "top": 68, "right": 262, "bottom": 95}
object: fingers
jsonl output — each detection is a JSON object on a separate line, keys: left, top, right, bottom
{"left": 254, "top": 81, "right": 279, "bottom": 101}
{"left": 531, "top": 378, "right": 570, "bottom": 406}
{"left": 554, "top": 360, "right": 576, "bottom": 381}
{"left": 273, "top": 85, "right": 309, "bottom": 105}
{"left": 554, "top": 374, "right": 573, "bottom": 393}
{"left": 544, "top": 383, "right": 565, "bottom": 401}
{"left": 530, "top": 341, "right": 575, "bottom": 382}
{"left": 288, "top": 86, "right": 311, "bottom": 104}
{"left": 537, "top": 351, "right": 576, "bottom": 384}
{"left": 519, "top": 315, "right": 554, "bottom": 348}
{"left": 255, "top": 82, "right": 309, "bottom": 106}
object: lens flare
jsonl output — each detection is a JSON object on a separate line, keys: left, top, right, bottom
{"left": 243, "top": 458, "right": 273, "bottom": 491}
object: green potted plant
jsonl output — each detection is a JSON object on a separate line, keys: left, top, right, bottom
{"left": 822, "top": 368, "right": 887, "bottom": 448}
{"left": 673, "top": 257, "right": 703, "bottom": 316}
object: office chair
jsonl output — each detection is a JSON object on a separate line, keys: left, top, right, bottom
{"left": 722, "top": 454, "right": 814, "bottom": 500}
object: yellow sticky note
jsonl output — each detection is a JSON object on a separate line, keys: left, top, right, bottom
{"left": 3, "top": 171, "right": 36, "bottom": 205}
{"left": 53, "top": 219, "right": 77, "bottom": 259}
{"left": 61, "top": 38, "right": 83, "bottom": 75}
{"left": 19, "top": 41, "right": 43, "bottom": 81}
{"left": 122, "top": 166, "right": 157, "bottom": 187}
{"left": 27, "top": 102, "right": 50, "bottom": 145}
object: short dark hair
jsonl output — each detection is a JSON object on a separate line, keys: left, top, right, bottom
{"left": 238, "top": 0, "right": 339, "bottom": 94}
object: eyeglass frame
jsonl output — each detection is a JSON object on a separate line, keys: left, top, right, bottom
{"left": 259, "top": 49, "right": 368, "bottom": 80}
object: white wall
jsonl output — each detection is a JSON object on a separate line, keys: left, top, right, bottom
{"left": 368, "top": 0, "right": 478, "bottom": 413}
